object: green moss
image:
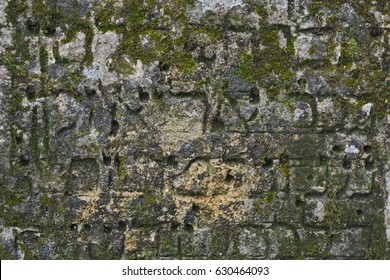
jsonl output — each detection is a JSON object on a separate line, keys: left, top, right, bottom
{"left": 0, "top": 208, "right": 23, "bottom": 227}
{"left": 208, "top": 219, "right": 233, "bottom": 258}
{"left": 89, "top": 0, "right": 202, "bottom": 75}
{"left": 310, "top": 1, "right": 323, "bottom": 15}
{"left": 18, "top": 242, "right": 38, "bottom": 259}
{"left": 0, "top": 244, "right": 16, "bottom": 260}
{"left": 133, "top": 187, "right": 164, "bottom": 228}
{"left": 52, "top": 42, "right": 61, "bottom": 63}
{"left": 83, "top": 19, "right": 94, "bottom": 66}
{"left": 340, "top": 37, "right": 358, "bottom": 65}
{"left": 237, "top": 27, "right": 295, "bottom": 96}
{"left": 175, "top": 51, "right": 197, "bottom": 74}
{"left": 39, "top": 46, "right": 49, "bottom": 73}
{"left": 252, "top": 1, "right": 268, "bottom": 19}
{"left": 94, "top": 2, "right": 124, "bottom": 33}
{"left": 237, "top": 53, "right": 255, "bottom": 82}
{"left": 278, "top": 165, "right": 291, "bottom": 178}
{"left": 362, "top": 214, "right": 388, "bottom": 259}
{"left": 31, "top": 0, "right": 60, "bottom": 36}
{"left": 30, "top": 107, "right": 42, "bottom": 172}
{"left": 5, "top": 0, "right": 28, "bottom": 24}
{"left": 43, "top": 106, "right": 51, "bottom": 157}
{"left": 328, "top": 13, "right": 338, "bottom": 24}
{"left": 193, "top": 26, "right": 220, "bottom": 42}
{"left": 309, "top": 43, "right": 317, "bottom": 56}
{"left": 118, "top": 156, "right": 129, "bottom": 181}
{"left": 262, "top": 192, "right": 277, "bottom": 204}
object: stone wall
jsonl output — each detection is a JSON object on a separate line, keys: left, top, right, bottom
{"left": 0, "top": 0, "right": 389, "bottom": 259}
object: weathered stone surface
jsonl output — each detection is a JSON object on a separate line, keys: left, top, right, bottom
{"left": 0, "top": 0, "right": 389, "bottom": 260}
{"left": 238, "top": 227, "right": 267, "bottom": 257}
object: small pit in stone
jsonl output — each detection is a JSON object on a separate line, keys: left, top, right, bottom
{"left": 64, "top": 191, "right": 72, "bottom": 196}
{"left": 297, "top": 77, "right": 306, "bottom": 87}
{"left": 70, "top": 224, "right": 78, "bottom": 231}
{"left": 369, "top": 24, "right": 383, "bottom": 37}
{"left": 184, "top": 224, "right": 194, "bottom": 233}
{"left": 263, "top": 159, "right": 273, "bottom": 168}
{"left": 171, "top": 222, "right": 180, "bottom": 231}
{"left": 295, "top": 198, "right": 304, "bottom": 207}
{"left": 85, "top": 88, "right": 97, "bottom": 96}
{"left": 103, "top": 151, "right": 111, "bottom": 166}
{"left": 109, "top": 120, "right": 119, "bottom": 136}
{"left": 26, "top": 85, "right": 36, "bottom": 101}
{"left": 249, "top": 87, "right": 260, "bottom": 104}
{"left": 159, "top": 62, "right": 170, "bottom": 71}
{"left": 363, "top": 145, "right": 372, "bottom": 154}
{"left": 118, "top": 220, "right": 126, "bottom": 231}
{"left": 167, "top": 155, "right": 178, "bottom": 168}
{"left": 211, "top": 117, "right": 225, "bottom": 131}
{"left": 280, "top": 153, "right": 290, "bottom": 164}
{"left": 19, "top": 155, "right": 30, "bottom": 166}
{"left": 104, "top": 225, "right": 112, "bottom": 233}
{"left": 26, "top": 19, "right": 40, "bottom": 34}
{"left": 15, "top": 135, "right": 23, "bottom": 144}
{"left": 139, "top": 90, "right": 150, "bottom": 103}
{"left": 192, "top": 203, "right": 200, "bottom": 213}
{"left": 343, "top": 160, "right": 352, "bottom": 170}
{"left": 225, "top": 171, "right": 234, "bottom": 183}
{"left": 44, "top": 24, "right": 56, "bottom": 36}
{"left": 332, "top": 145, "right": 343, "bottom": 153}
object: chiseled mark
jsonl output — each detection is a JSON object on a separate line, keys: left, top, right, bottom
{"left": 386, "top": 170, "right": 390, "bottom": 241}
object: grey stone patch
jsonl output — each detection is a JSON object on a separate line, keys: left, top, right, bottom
{"left": 245, "top": 167, "right": 274, "bottom": 197}
{"left": 293, "top": 102, "right": 313, "bottom": 125}
{"left": 303, "top": 196, "right": 326, "bottom": 225}
{"left": 197, "top": 0, "right": 243, "bottom": 12}
{"left": 182, "top": 228, "right": 212, "bottom": 256}
{"left": 291, "top": 0, "right": 334, "bottom": 30}
{"left": 265, "top": 0, "right": 290, "bottom": 25}
{"left": 290, "top": 166, "right": 327, "bottom": 194}
{"left": 346, "top": 160, "right": 372, "bottom": 197}
{"left": 295, "top": 33, "right": 330, "bottom": 61}
{"left": 83, "top": 62, "right": 101, "bottom": 81}
{"left": 0, "top": 227, "right": 18, "bottom": 259}
{"left": 91, "top": 30, "right": 121, "bottom": 86}
{"left": 1, "top": 0, "right": 389, "bottom": 260}
{"left": 0, "top": 27, "right": 13, "bottom": 54}
{"left": 316, "top": 97, "right": 344, "bottom": 128}
{"left": 59, "top": 32, "right": 86, "bottom": 61}
{"left": 265, "top": 227, "right": 298, "bottom": 258}
{"left": 238, "top": 227, "right": 267, "bottom": 257}
{"left": 187, "top": 0, "right": 245, "bottom": 24}
{"left": 65, "top": 158, "right": 101, "bottom": 197}
{"left": 0, "top": 0, "right": 8, "bottom": 26}
{"left": 305, "top": 73, "right": 331, "bottom": 95}
{"left": 330, "top": 228, "right": 369, "bottom": 257}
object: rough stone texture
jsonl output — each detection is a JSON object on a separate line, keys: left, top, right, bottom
{"left": 0, "top": 0, "right": 389, "bottom": 260}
